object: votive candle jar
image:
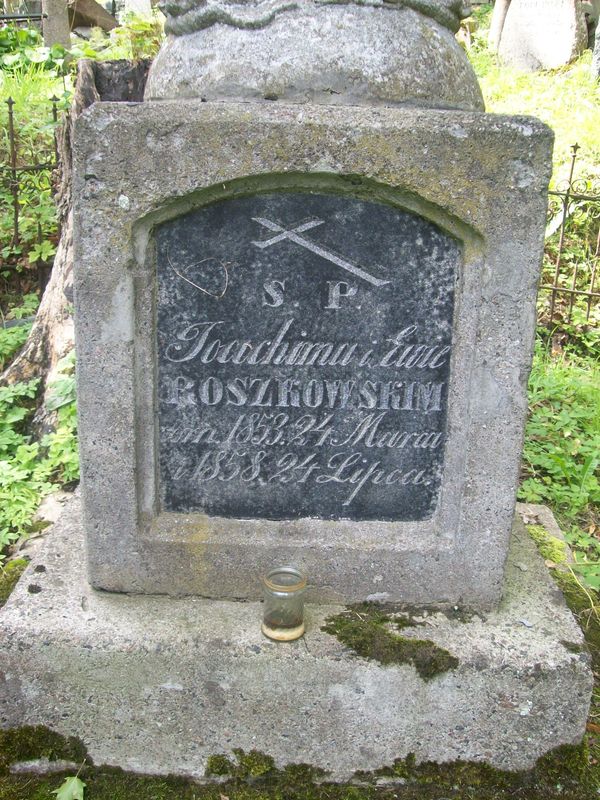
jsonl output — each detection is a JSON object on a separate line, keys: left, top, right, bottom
{"left": 261, "top": 566, "right": 307, "bottom": 641}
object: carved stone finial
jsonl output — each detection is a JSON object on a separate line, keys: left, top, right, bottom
{"left": 160, "top": 0, "right": 472, "bottom": 36}
{"left": 146, "top": 0, "right": 483, "bottom": 110}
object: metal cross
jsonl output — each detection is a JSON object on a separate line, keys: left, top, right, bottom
{"left": 251, "top": 217, "right": 390, "bottom": 287}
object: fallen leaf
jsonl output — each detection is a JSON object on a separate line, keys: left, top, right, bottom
{"left": 586, "top": 722, "right": 600, "bottom": 734}
{"left": 52, "top": 776, "right": 86, "bottom": 800}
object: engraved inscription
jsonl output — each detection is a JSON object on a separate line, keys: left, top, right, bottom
{"left": 156, "top": 192, "right": 459, "bottom": 521}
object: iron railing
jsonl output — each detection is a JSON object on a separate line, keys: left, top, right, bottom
{"left": 0, "top": 94, "right": 59, "bottom": 290}
{"left": 543, "top": 144, "right": 600, "bottom": 325}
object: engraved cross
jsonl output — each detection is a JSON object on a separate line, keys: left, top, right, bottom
{"left": 251, "top": 217, "right": 390, "bottom": 287}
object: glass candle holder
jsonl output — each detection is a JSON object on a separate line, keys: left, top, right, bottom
{"left": 261, "top": 566, "right": 307, "bottom": 641}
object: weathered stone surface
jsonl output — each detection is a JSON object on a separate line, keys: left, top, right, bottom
{"left": 145, "top": 0, "right": 484, "bottom": 110}
{"left": 72, "top": 100, "right": 552, "bottom": 607}
{"left": 0, "top": 498, "right": 592, "bottom": 778}
{"left": 156, "top": 193, "right": 458, "bottom": 522}
{"left": 498, "top": 0, "right": 588, "bottom": 72}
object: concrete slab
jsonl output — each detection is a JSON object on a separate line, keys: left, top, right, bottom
{"left": 0, "top": 497, "right": 592, "bottom": 780}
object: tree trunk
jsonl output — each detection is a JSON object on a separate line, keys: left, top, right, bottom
{"left": 488, "top": 0, "right": 512, "bottom": 52}
{"left": 0, "top": 61, "right": 151, "bottom": 413}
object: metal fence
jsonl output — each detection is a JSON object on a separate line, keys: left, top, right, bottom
{"left": 543, "top": 144, "right": 600, "bottom": 325}
{"left": 0, "top": 94, "right": 59, "bottom": 290}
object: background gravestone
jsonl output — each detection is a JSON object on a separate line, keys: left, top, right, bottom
{"left": 498, "top": 0, "right": 588, "bottom": 71}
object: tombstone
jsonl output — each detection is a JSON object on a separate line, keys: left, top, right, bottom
{"left": 0, "top": 0, "right": 593, "bottom": 783}
{"left": 498, "top": 0, "right": 588, "bottom": 71}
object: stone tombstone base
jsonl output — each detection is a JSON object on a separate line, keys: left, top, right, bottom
{"left": 0, "top": 497, "right": 592, "bottom": 779}
{"left": 73, "top": 100, "right": 552, "bottom": 610}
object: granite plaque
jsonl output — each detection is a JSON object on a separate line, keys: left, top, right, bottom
{"left": 156, "top": 192, "right": 459, "bottom": 521}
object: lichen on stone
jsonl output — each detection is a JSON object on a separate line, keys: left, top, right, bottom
{"left": 321, "top": 602, "right": 459, "bottom": 680}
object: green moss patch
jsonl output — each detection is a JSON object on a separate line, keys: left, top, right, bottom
{"left": 527, "top": 524, "right": 568, "bottom": 564}
{"left": 354, "top": 743, "right": 589, "bottom": 792}
{"left": 0, "top": 726, "right": 88, "bottom": 776}
{"left": 0, "top": 559, "right": 27, "bottom": 608}
{"left": 321, "top": 603, "right": 459, "bottom": 680}
{"left": 0, "top": 744, "right": 596, "bottom": 800}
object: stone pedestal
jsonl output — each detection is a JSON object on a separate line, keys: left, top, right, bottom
{"left": 0, "top": 498, "right": 592, "bottom": 778}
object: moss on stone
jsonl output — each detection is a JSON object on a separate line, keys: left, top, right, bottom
{"left": 527, "top": 519, "right": 600, "bottom": 775}
{"left": 0, "top": 740, "right": 598, "bottom": 799}
{"left": 0, "top": 559, "right": 28, "bottom": 608}
{"left": 551, "top": 570, "right": 600, "bottom": 671}
{"left": 527, "top": 524, "right": 568, "bottom": 564}
{"left": 321, "top": 603, "right": 459, "bottom": 680}
{"left": 206, "top": 753, "right": 235, "bottom": 776}
{"left": 0, "top": 726, "right": 88, "bottom": 776}
{"left": 232, "top": 749, "right": 275, "bottom": 778}
{"left": 366, "top": 743, "right": 591, "bottom": 791}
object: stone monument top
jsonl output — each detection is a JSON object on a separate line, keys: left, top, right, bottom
{"left": 160, "top": 0, "right": 471, "bottom": 36}
{"left": 145, "top": 0, "right": 484, "bottom": 110}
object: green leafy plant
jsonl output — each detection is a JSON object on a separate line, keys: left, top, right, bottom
{"left": 0, "top": 352, "right": 78, "bottom": 559}
{"left": 0, "top": 378, "right": 49, "bottom": 552}
{"left": 0, "top": 65, "right": 65, "bottom": 284}
{"left": 0, "top": 25, "right": 67, "bottom": 72}
{"left": 0, "top": 292, "right": 38, "bottom": 369}
{"left": 7, "top": 291, "right": 38, "bottom": 319}
{"left": 0, "top": 322, "right": 31, "bottom": 370}
{"left": 520, "top": 344, "right": 600, "bottom": 588}
{"left": 41, "top": 351, "right": 79, "bottom": 484}
{"left": 69, "top": 11, "right": 165, "bottom": 62}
